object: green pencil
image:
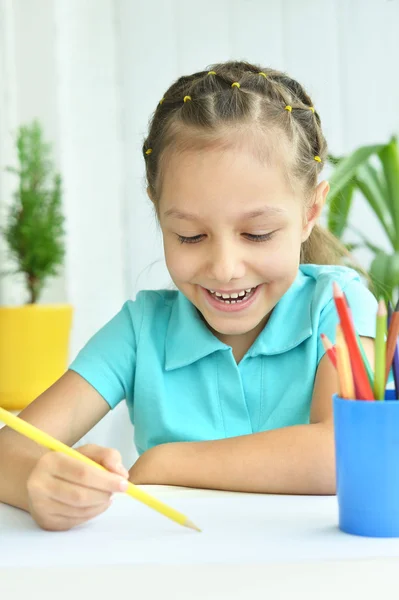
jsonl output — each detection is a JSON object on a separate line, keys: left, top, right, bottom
{"left": 355, "top": 331, "right": 375, "bottom": 389}
{"left": 374, "top": 299, "right": 387, "bottom": 401}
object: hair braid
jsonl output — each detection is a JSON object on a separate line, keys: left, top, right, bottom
{"left": 142, "top": 60, "right": 353, "bottom": 267}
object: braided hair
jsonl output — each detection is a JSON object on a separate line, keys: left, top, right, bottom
{"left": 143, "top": 60, "right": 354, "bottom": 267}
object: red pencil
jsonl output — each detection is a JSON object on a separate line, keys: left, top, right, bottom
{"left": 320, "top": 333, "right": 337, "bottom": 369}
{"left": 332, "top": 282, "right": 375, "bottom": 401}
{"left": 342, "top": 291, "right": 362, "bottom": 397}
{"left": 385, "top": 300, "right": 399, "bottom": 385}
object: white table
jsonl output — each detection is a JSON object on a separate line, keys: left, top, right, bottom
{"left": 1, "top": 485, "right": 399, "bottom": 600}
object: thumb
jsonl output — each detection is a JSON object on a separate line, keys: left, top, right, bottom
{"left": 76, "top": 444, "right": 129, "bottom": 478}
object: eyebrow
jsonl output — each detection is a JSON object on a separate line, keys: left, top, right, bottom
{"left": 163, "top": 206, "right": 287, "bottom": 221}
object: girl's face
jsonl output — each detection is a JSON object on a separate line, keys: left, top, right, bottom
{"left": 157, "top": 139, "right": 327, "bottom": 351}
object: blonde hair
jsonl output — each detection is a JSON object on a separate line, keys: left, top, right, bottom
{"left": 143, "top": 60, "right": 357, "bottom": 268}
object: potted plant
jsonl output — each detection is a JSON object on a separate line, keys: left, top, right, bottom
{"left": 326, "top": 136, "right": 399, "bottom": 305}
{"left": 0, "top": 120, "right": 73, "bottom": 410}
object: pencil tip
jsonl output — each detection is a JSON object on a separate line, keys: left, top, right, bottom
{"left": 320, "top": 333, "right": 332, "bottom": 350}
{"left": 378, "top": 298, "right": 387, "bottom": 315}
{"left": 185, "top": 519, "right": 202, "bottom": 532}
{"left": 332, "top": 281, "right": 342, "bottom": 297}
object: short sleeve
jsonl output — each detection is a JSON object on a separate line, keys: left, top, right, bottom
{"left": 69, "top": 297, "right": 144, "bottom": 409}
{"left": 317, "top": 279, "right": 378, "bottom": 365}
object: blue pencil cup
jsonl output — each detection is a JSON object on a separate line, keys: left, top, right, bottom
{"left": 333, "top": 389, "right": 399, "bottom": 537}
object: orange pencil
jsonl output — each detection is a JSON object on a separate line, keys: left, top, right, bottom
{"left": 320, "top": 333, "right": 337, "bottom": 369}
{"left": 385, "top": 299, "right": 399, "bottom": 385}
{"left": 333, "top": 282, "right": 375, "bottom": 401}
{"left": 343, "top": 291, "right": 374, "bottom": 390}
{"left": 336, "top": 324, "right": 356, "bottom": 399}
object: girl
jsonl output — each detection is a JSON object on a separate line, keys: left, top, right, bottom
{"left": 0, "top": 61, "right": 376, "bottom": 531}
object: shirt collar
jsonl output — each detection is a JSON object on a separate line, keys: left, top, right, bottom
{"left": 246, "top": 268, "right": 313, "bottom": 358}
{"left": 164, "top": 269, "right": 313, "bottom": 370}
{"left": 165, "top": 292, "right": 229, "bottom": 370}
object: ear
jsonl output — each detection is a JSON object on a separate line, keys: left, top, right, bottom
{"left": 301, "top": 180, "right": 330, "bottom": 242}
{"left": 147, "top": 186, "right": 154, "bottom": 202}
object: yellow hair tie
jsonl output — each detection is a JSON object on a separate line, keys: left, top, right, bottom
{"left": 208, "top": 71, "right": 216, "bottom": 75}
{"left": 159, "top": 98, "right": 165, "bottom": 105}
{"left": 183, "top": 95, "right": 192, "bottom": 102}
{"left": 231, "top": 82, "right": 240, "bottom": 88}
{"left": 309, "top": 106, "right": 315, "bottom": 113}
{"left": 258, "top": 72, "right": 268, "bottom": 78}
{"left": 285, "top": 105, "right": 292, "bottom": 112}
{"left": 145, "top": 148, "right": 153, "bottom": 155}
{"left": 314, "top": 155, "right": 321, "bottom": 163}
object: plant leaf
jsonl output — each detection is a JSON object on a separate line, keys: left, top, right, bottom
{"left": 328, "top": 154, "right": 343, "bottom": 167}
{"left": 354, "top": 163, "right": 395, "bottom": 246}
{"left": 327, "top": 180, "right": 354, "bottom": 238}
{"left": 346, "top": 225, "right": 386, "bottom": 255}
{"left": 369, "top": 251, "right": 399, "bottom": 303}
{"left": 378, "top": 138, "right": 399, "bottom": 247}
{"left": 327, "top": 144, "right": 384, "bottom": 200}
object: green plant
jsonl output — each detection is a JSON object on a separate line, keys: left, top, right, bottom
{"left": 1, "top": 120, "right": 65, "bottom": 304}
{"left": 326, "top": 136, "right": 399, "bottom": 304}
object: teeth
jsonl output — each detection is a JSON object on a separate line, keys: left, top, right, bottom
{"left": 210, "top": 287, "right": 255, "bottom": 299}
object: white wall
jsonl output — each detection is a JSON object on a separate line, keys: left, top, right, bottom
{"left": 1, "top": 0, "right": 398, "bottom": 463}
{"left": 118, "top": 0, "right": 399, "bottom": 295}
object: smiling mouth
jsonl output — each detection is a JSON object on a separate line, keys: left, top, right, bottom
{"left": 206, "top": 286, "right": 258, "bottom": 304}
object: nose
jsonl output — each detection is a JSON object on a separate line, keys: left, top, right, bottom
{"left": 205, "top": 239, "right": 246, "bottom": 283}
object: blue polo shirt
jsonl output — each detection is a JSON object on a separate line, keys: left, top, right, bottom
{"left": 69, "top": 264, "right": 377, "bottom": 455}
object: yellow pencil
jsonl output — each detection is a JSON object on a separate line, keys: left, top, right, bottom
{"left": 374, "top": 298, "right": 387, "bottom": 401}
{"left": 336, "top": 324, "right": 356, "bottom": 399}
{"left": 0, "top": 407, "right": 201, "bottom": 532}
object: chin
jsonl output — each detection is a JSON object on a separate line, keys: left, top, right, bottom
{"left": 206, "top": 314, "right": 262, "bottom": 334}
{"left": 214, "top": 325, "right": 253, "bottom": 337}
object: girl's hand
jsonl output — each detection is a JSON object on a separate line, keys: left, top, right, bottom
{"left": 26, "top": 444, "right": 130, "bottom": 531}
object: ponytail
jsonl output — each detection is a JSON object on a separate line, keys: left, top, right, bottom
{"left": 301, "top": 224, "right": 372, "bottom": 288}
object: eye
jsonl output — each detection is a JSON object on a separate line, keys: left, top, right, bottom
{"left": 244, "top": 232, "right": 276, "bottom": 242}
{"left": 177, "top": 234, "right": 204, "bottom": 244}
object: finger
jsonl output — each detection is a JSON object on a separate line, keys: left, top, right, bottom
{"left": 45, "top": 475, "right": 117, "bottom": 508}
{"left": 77, "top": 445, "right": 129, "bottom": 477}
{"left": 43, "top": 452, "right": 129, "bottom": 494}
{"left": 39, "top": 500, "right": 112, "bottom": 531}
{"left": 49, "top": 495, "right": 113, "bottom": 519}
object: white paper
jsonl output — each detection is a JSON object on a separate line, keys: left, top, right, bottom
{"left": 1, "top": 491, "right": 399, "bottom": 567}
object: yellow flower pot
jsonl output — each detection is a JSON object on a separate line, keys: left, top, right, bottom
{"left": 0, "top": 304, "right": 73, "bottom": 410}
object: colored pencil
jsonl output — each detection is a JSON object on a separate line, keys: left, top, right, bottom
{"left": 355, "top": 331, "right": 375, "bottom": 390}
{"left": 333, "top": 282, "right": 374, "bottom": 401}
{"left": 374, "top": 299, "right": 387, "bottom": 400}
{"left": 387, "top": 301, "right": 399, "bottom": 399}
{"left": 385, "top": 299, "right": 399, "bottom": 388}
{"left": 343, "top": 291, "right": 374, "bottom": 389}
{"left": 336, "top": 324, "right": 356, "bottom": 399}
{"left": 0, "top": 407, "right": 201, "bottom": 532}
{"left": 388, "top": 301, "right": 394, "bottom": 324}
{"left": 392, "top": 341, "right": 399, "bottom": 400}
{"left": 320, "top": 333, "right": 337, "bottom": 368}
{"left": 385, "top": 300, "right": 398, "bottom": 400}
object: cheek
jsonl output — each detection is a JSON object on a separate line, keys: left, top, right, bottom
{"left": 164, "top": 243, "right": 198, "bottom": 281}
{"left": 258, "top": 232, "right": 301, "bottom": 278}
